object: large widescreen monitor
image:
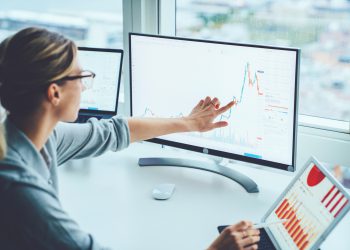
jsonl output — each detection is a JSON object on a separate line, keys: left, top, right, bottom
{"left": 77, "top": 47, "right": 123, "bottom": 120}
{"left": 129, "top": 33, "right": 300, "bottom": 192}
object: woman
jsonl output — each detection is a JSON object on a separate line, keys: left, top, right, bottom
{"left": 0, "top": 27, "right": 260, "bottom": 250}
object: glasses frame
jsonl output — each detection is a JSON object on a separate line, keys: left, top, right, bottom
{"left": 56, "top": 70, "right": 96, "bottom": 89}
{"left": 3, "top": 70, "right": 93, "bottom": 97}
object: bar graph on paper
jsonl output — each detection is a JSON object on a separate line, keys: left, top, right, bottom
{"left": 274, "top": 195, "right": 321, "bottom": 250}
{"left": 266, "top": 163, "right": 349, "bottom": 250}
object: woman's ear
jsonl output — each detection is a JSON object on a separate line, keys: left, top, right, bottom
{"left": 46, "top": 83, "right": 61, "bottom": 106}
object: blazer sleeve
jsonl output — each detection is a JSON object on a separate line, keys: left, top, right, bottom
{"left": 54, "top": 116, "right": 130, "bottom": 166}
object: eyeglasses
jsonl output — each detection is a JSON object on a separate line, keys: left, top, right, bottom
{"left": 57, "top": 70, "right": 96, "bottom": 90}
{"left": 4, "top": 70, "right": 96, "bottom": 97}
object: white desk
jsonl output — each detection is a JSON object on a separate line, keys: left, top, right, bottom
{"left": 58, "top": 143, "right": 349, "bottom": 250}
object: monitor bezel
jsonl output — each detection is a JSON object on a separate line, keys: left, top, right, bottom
{"left": 78, "top": 46, "right": 124, "bottom": 117}
{"left": 129, "top": 32, "right": 300, "bottom": 172}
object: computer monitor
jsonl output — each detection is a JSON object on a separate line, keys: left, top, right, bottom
{"left": 77, "top": 47, "right": 123, "bottom": 121}
{"left": 129, "top": 33, "right": 300, "bottom": 193}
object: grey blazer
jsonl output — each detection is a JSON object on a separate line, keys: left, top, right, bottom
{"left": 0, "top": 117, "right": 130, "bottom": 250}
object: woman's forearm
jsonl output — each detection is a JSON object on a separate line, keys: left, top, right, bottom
{"left": 127, "top": 117, "right": 194, "bottom": 143}
{"left": 127, "top": 97, "right": 234, "bottom": 143}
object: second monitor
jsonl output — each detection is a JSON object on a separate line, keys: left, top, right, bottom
{"left": 77, "top": 47, "right": 123, "bottom": 121}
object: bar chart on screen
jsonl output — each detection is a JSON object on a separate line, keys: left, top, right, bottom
{"left": 266, "top": 163, "right": 349, "bottom": 250}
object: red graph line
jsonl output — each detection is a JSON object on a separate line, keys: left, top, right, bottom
{"left": 220, "top": 62, "right": 264, "bottom": 120}
{"left": 247, "top": 63, "right": 264, "bottom": 96}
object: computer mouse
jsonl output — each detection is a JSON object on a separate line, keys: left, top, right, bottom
{"left": 152, "top": 183, "right": 175, "bottom": 200}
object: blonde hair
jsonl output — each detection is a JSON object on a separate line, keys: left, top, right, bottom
{"left": 0, "top": 124, "right": 5, "bottom": 159}
{"left": 0, "top": 27, "right": 77, "bottom": 159}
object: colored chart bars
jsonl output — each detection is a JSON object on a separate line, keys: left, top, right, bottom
{"left": 275, "top": 195, "right": 319, "bottom": 250}
{"left": 307, "top": 164, "right": 349, "bottom": 218}
{"left": 321, "top": 185, "right": 349, "bottom": 218}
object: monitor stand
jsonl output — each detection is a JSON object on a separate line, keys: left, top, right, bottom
{"left": 138, "top": 157, "right": 259, "bottom": 193}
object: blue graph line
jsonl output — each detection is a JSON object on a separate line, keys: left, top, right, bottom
{"left": 220, "top": 62, "right": 263, "bottom": 120}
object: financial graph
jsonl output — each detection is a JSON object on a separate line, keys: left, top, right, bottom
{"left": 131, "top": 35, "right": 297, "bottom": 165}
{"left": 217, "top": 62, "right": 263, "bottom": 121}
{"left": 78, "top": 50, "right": 121, "bottom": 112}
{"left": 266, "top": 163, "right": 349, "bottom": 250}
{"left": 222, "top": 62, "right": 264, "bottom": 109}
{"left": 209, "top": 62, "right": 265, "bottom": 151}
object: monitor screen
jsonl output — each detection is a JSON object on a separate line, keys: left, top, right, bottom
{"left": 130, "top": 33, "right": 299, "bottom": 171}
{"left": 78, "top": 47, "right": 123, "bottom": 116}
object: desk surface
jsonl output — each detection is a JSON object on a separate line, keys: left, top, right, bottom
{"left": 58, "top": 143, "right": 349, "bottom": 250}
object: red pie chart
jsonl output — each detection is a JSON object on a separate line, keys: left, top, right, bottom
{"left": 307, "top": 165, "right": 325, "bottom": 187}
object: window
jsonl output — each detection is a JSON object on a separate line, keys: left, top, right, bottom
{"left": 176, "top": 0, "right": 350, "bottom": 123}
{"left": 0, "top": 0, "right": 123, "bottom": 48}
{"left": 0, "top": 0, "right": 125, "bottom": 105}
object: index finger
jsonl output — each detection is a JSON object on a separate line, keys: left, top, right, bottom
{"left": 244, "top": 228, "right": 260, "bottom": 237}
{"left": 216, "top": 100, "right": 235, "bottom": 115}
{"left": 240, "top": 235, "right": 260, "bottom": 247}
{"left": 230, "top": 220, "right": 253, "bottom": 231}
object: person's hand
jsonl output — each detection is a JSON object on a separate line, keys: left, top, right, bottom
{"left": 208, "top": 221, "right": 260, "bottom": 250}
{"left": 185, "top": 96, "right": 235, "bottom": 132}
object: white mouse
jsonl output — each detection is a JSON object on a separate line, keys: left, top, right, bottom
{"left": 152, "top": 183, "right": 175, "bottom": 200}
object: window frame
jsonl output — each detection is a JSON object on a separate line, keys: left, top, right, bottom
{"left": 124, "top": 0, "right": 350, "bottom": 167}
{"left": 159, "top": 1, "right": 350, "bottom": 130}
